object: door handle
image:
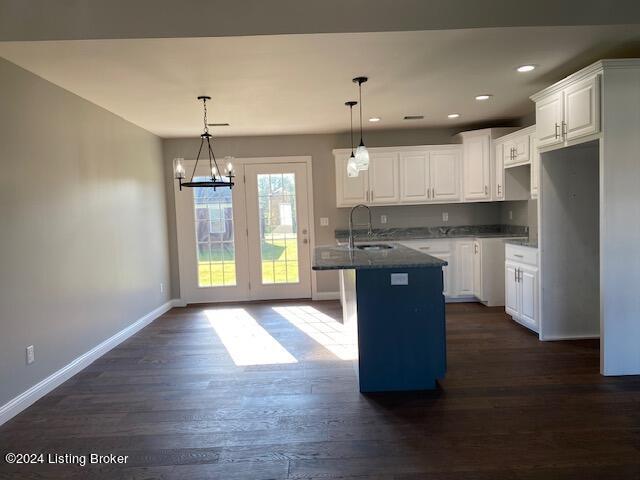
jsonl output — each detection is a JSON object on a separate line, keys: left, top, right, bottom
{"left": 302, "top": 238, "right": 309, "bottom": 244}
{"left": 302, "top": 228, "right": 308, "bottom": 235}
{"left": 497, "top": 184, "right": 502, "bottom": 195}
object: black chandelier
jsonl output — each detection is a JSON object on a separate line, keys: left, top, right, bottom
{"left": 173, "top": 96, "right": 234, "bottom": 191}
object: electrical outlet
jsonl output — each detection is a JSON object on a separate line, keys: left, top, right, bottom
{"left": 380, "top": 215, "right": 388, "bottom": 224}
{"left": 160, "top": 282, "right": 164, "bottom": 294}
{"left": 26, "top": 345, "right": 34, "bottom": 364}
{"left": 509, "top": 210, "right": 513, "bottom": 220}
{"left": 442, "top": 212, "right": 449, "bottom": 222}
{"left": 320, "top": 217, "right": 329, "bottom": 227}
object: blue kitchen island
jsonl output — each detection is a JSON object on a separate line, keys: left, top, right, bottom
{"left": 313, "top": 243, "right": 447, "bottom": 393}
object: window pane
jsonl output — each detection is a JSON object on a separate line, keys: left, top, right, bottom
{"left": 193, "top": 178, "right": 237, "bottom": 287}
{"left": 257, "top": 173, "right": 300, "bottom": 285}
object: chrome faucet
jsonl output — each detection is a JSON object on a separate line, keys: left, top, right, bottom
{"left": 348, "top": 204, "right": 373, "bottom": 250}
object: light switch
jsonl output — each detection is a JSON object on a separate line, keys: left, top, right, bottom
{"left": 320, "top": 217, "right": 329, "bottom": 226}
{"left": 390, "top": 273, "right": 409, "bottom": 285}
{"left": 442, "top": 212, "right": 449, "bottom": 222}
{"left": 380, "top": 215, "right": 388, "bottom": 224}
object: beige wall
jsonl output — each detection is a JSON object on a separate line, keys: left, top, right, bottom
{"left": 163, "top": 125, "right": 528, "bottom": 296}
{"left": 0, "top": 58, "right": 171, "bottom": 406}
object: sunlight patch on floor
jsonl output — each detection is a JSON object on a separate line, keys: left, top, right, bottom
{"left": 205, "top": 308, "right": 298, "bottom": 366}
{"left": 273, "top": 306, "right": 358, "bottom": 360}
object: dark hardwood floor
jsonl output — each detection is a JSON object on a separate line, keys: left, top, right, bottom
{"left": 1, "top": 301, "right": 639, "bottom": 479}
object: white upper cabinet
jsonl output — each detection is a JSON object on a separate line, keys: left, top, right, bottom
{"left": 335, "top": 153, "right": 369, "bottom": 207}
{"left": 369, "top": 152, "right": 399, "bottom": 204}
{"left": 535, "top": 91, "right": 564, "bottom": 148}
{"left": 462, "top": 133, "right": 491, "bottom": 201}
{"left": 335, "top": 145, "right": 463, "bottom": 207}
{"left": 530, "top": 136, "right": 540, "bottom": 199}
{"left": 564, "top": 75, "right": 600, "bottom": 141}
{"left": 503, "top": 133, "right": 531, "bottom": 167}
{"left": 494, "top": 141, "right": 505, "bottom": 200}
{"left": 430, "top": 150, "right": 461, "bottom": 202}
{"left": 531, "top": 67, "right": 602, "bottom": 151}
{"left": 399, "top": 151, "right": 430, "bottom": 202}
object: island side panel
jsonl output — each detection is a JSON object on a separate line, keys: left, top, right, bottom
{"left": 355, "top": 267, "right": 446, "bottom": 392}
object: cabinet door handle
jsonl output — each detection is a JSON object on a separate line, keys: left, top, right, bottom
{"left": 514, "top": 254, "right": 524, "bottom": 258}
{"left": 562, "top": 121, "right": 567, "bottom": 138}
{"left": 432, "top": 187, "right": 435, "bottom": 198}
{"left": 484, "top": 185, "right": 488, "bottom": 195}
{"left": 427, "top": 187, "right": 430, "bottom": 199}
{"left": 554, "top": 123, "right": 560, "bottom": 139}
{"left": 371, "top": 189, "right": 374, "bottom": 201}
{"left": 419, "top": 246, "right": 430, "bottom": 250}
{"left": 514, "top": 268, "right": 518, "bottom": 283}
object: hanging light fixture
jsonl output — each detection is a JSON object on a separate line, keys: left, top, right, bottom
{"left": 174, "top": 96, "right": 234, "bottom": 191}
{"left": 353, "top": 76, "right": 370, "bottom": 171}
{"left": 345, "top": 100, "right": 359, "bottom": 178}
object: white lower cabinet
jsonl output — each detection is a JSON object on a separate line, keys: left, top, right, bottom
{"left": 505, "top": 244, "right": 539, "bottom": 332}
{"left": 456, "top": 240, "right": 475, "bottom": 296}
{"left": 401, "top": 237, "right": 523, "bottom": 305}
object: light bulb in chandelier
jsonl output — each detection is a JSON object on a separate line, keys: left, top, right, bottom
{"left": 211, "top": 166, "right": 218, "bottom": 178}
{"left": 173, "top": 158, "right": 185, "bottom": 180}
{"left": 224, "top": 156, "right": 234, "bottom": 175}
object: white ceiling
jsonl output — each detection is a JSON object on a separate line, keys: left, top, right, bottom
{"left": 1, "top": 25, "right": 640, "bottom": 138}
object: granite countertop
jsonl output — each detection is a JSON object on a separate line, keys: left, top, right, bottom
{"left": 334, "top": 224, "right": 528, "bottom": 242}
{"left": 505, "top": 239, "right": 539, "bottom": 248}
{"left": 312, "top": 243, "right": 447, "bottom": 271}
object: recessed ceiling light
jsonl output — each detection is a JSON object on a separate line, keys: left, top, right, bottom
{"left": 475, "top": 94, "right": 492, "bottom": 101}
{"left": 447, "top": 113, "right": 461, "bottom": 119}
{"left": 516, "top": 65, "right": 536, "bottom": 73}
{"left": 368, "top": 117, "right": 381, "bottom": 122}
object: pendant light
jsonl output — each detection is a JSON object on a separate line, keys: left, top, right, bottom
{"left": 353, "top": 76, "right": 370, "bottom": 171}
{"left": 345, "top": 100, "right": 359, "bottom": 178}
{"left": 174, "top": 96, "right": 234, "bottom": 191}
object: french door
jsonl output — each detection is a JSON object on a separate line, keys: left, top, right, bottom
{"left": 175, "top": 158, "right": 312, "bottom": 303}
{"left": 244, "top": 163, "right": 312, "bottom": 300}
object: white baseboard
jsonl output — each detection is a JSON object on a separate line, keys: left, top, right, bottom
{"left": 0, "top": 299, "right": 177, "bottom": 427}
{"left": 170, "top": 298, "right": 188, "bottom": 307}
{"left": 540, "top": 333, "right": 600, "bottom": 341}
{"left": 312, "top": 291, "right": 340, "bottom": 301}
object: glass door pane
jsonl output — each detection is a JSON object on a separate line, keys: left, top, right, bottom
{"left": 193, "top": 178, "right": 237, "bottom": 287}
{"left": 257, "top": 173, "right": 300, "bottom": 284}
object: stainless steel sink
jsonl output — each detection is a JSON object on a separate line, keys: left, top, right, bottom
{"left": 355, "top": 244, "right": 395, "bottom": 251}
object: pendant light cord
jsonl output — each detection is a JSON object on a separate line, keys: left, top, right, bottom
{"left": 358, "top": 81, "right": 364, "bottom": 142}
{"left": 350, "top": 104, "right": 354, "bottom": 154}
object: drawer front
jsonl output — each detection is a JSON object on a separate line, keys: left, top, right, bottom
{"left": 505, "top": 245, "right": 538, "bottom": 265}
{"left": 401, "top": 239, "right": 452, "bottom": 254}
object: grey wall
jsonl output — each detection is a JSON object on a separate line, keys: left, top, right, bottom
{"left": 540, "top": 142, "right": 599, "bottom": 340}
{"left": 0, "top": 58, "right": 171, "bottom": 406}
{"left": 501, "top": 200, "right": 538, "bottom": 239}
{"left": 163, "top": 126, "right": 529, "bottom": 296}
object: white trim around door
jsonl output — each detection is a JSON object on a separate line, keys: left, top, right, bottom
{"left": 174, "top": 156, "right": 316, "bottom": 304}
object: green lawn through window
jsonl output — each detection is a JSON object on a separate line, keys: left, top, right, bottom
{"left": 198, "top": 237, "right": 299, "bottom": 287}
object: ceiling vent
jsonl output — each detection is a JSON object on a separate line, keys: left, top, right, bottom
{"left": 403, "top": 115, "right": 424, "bottom": 120}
